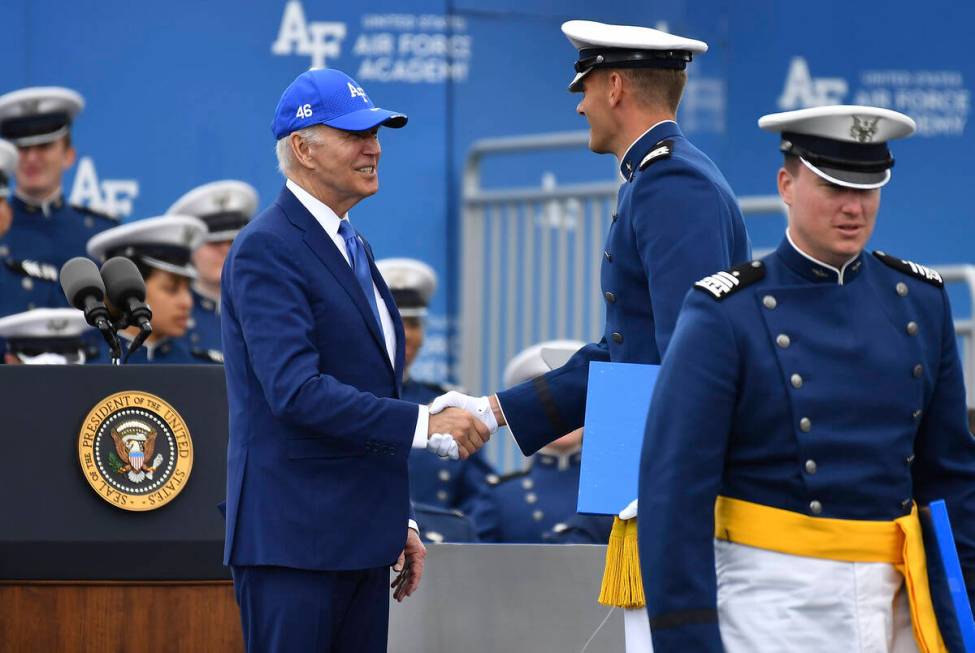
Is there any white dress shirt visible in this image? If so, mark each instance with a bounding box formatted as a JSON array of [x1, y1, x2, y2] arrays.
[[285, 179, 430, 450]]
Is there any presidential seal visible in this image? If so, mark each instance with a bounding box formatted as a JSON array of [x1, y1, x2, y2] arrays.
[[78, 391, 194, 511]]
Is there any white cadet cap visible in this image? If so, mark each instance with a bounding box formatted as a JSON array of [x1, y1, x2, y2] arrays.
[[503, 340, 586, 387], [0, 308, 92, 364], [759, 105, 916, 189], [562, 20, 708, 92], [87, 215, 208, 278], [0, 140, 17, 198], [166, 180, 259, 243], [0, 87, 85, 147], [376, 258, 437, 318]]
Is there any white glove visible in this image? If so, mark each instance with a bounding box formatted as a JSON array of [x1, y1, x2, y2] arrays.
[[429, 391, 499, 434], [618, 498, 638, 520], [426, 433, 459, 460]]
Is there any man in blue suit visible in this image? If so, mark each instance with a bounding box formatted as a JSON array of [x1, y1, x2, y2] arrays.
[[221, 68, 489, 653]]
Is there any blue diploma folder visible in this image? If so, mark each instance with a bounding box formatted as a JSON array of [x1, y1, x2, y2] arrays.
[[577, 361, 659, 515], [920, 500, 975, 652]]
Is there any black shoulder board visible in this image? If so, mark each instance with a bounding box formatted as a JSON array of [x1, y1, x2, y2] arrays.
[[694, 260, 765, 301], [192, 348, 224, 364], [5, 257, 59, 282], [72, 204, 119, 222], [638, 139, 673, 171], [493, 469, 529, 486], [873, 251, 943, 288]]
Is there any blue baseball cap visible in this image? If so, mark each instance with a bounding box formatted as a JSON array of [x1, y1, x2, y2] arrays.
[[271, 68, 407, 139]]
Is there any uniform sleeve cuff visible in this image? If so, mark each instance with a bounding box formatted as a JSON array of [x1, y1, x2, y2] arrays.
[[412, 405, 429, 449]]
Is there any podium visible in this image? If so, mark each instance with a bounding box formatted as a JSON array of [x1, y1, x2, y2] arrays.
[[0, 365, 243, 651]]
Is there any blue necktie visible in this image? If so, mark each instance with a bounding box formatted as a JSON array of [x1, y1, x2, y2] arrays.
[[337, 219, 383, 332]]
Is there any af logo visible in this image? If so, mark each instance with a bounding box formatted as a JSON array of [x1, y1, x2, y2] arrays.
[[850, 116, 880, 143], [78, 391, 194, 512], [272, 0, 347, 69], [777, 57, 848, 110], [69, 156, 139, 218], [347, 82, 368, 103]]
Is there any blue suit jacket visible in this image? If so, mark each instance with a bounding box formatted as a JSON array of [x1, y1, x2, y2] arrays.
[[638, 240, 975, 651], [221, 186, 419, 571], [497, 121, 751, 454]]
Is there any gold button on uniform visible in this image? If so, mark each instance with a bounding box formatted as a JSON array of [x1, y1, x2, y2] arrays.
[[913, 364, 923, 378], [612, 332, 623, 344], [604, 291, 616, 303], [906, 321, 918, 336], [809, 501, 823, 515], [790, 374, 803, 389], [800, 417, 812, 432], [896, 282, 908, 297], [776, 334, 791, 349], [804, 460, 817, 474], [763, 295, 777, 310]]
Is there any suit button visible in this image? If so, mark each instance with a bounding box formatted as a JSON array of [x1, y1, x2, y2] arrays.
[[790, 373, 803, 389], [896, 282, 909, 297], [776, 334, 791, 349], [612, 332, 623, 344], [604, 251, 613, 262], [906, 321, 919, 336], [604, 291, 616, 304], [799, 417, 812, 432], [804, 459, 817, 474], [809, 500, 823, 515], [763, 295, 777, 310], [912, 364, 923, 378]]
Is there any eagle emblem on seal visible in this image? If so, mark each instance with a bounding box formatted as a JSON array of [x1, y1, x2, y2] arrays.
[[109, 420, 165, 483]]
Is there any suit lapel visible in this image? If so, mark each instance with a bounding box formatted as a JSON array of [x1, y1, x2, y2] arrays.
[[276, 187, 392, 370]]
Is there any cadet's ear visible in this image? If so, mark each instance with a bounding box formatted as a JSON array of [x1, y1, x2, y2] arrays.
[[777, 167, 794, 207], [607, 71, 624, 108], [62, 141, 77, 170]]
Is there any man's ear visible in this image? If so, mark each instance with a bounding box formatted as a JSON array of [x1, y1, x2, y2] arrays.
[[62, 143, 77, 171], [607, 71, 624, 108], [290, 132, 315, 170], [777, 167, 794, 207]]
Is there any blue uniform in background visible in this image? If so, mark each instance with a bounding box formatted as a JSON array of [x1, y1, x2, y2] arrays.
[[638, 238, 975, 651], [0, 195, 114, 316], [470, 449, 583, 543], [88, 334, 201, 364], [497, 120, 751, 454], [402, 378, 496, 519], [413, 503, 478, 544], [184, 288, 222, 353]]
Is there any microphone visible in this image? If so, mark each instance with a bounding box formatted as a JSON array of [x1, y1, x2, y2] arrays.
[[60, 257, 121, 362], [100, 257, 153, 362]]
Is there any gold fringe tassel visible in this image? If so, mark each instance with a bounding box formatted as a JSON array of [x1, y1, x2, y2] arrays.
[[598, 516, 645, 608]]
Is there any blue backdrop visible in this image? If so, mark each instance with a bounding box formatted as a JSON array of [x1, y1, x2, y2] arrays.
[[5, 0, 972, 380]]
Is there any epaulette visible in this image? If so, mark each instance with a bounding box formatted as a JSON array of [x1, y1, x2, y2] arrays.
[[4, 257, 59, 282], [71, 204, 119, 222], [694, 260, 765, 301], [192, 348, 224, 364], [873, 251, 944, 288], [489, 469, 528, 487], [638, 139, 673, 171]]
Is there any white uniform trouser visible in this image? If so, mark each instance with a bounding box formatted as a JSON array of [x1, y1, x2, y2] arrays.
[[716, 539, 918, 652], [625, 540, 919, 653]]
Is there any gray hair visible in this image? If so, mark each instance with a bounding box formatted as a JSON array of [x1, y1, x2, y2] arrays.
[[275, 126, 326, 176]]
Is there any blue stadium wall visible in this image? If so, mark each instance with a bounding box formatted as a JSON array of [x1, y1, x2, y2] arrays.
[[5, 0, 972, 381]]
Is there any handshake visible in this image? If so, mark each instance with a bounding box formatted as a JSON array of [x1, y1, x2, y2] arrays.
[[425, 391, 505, 460]]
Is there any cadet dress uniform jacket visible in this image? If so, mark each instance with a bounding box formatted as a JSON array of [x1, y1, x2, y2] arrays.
[[184, 288, 222, 353], [222, 186, 419, 572], [496, 121, 750, 454], [1, 197, 114, 316], [638, 237, 975, 652]]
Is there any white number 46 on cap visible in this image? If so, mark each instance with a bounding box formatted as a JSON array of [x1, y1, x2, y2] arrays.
[[296, 104, 313, 119]]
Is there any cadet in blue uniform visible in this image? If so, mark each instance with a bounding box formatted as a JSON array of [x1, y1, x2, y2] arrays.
[[638, 105, 975, 653], [413, 503, 478, 544], [167, 180, 258, 359], [468, 341, 598, 543], [0, 307, 95, 365], [86, 215, 211, 364], [0, 87, 116, 316], [376, 257, 496, 521]]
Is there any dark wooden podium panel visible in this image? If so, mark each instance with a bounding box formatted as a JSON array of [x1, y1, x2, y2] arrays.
[[0, 581, 243, 652]]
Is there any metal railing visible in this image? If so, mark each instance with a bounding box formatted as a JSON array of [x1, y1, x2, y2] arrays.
[[935, 265, 975, 407], [459, 130, 973, 471]]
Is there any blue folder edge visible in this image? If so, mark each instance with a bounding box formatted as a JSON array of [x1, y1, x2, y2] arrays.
[[920, 500, 975, 652], [577, 361, 659, 515]]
